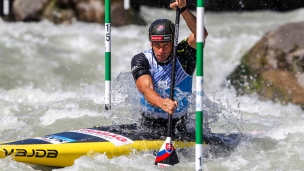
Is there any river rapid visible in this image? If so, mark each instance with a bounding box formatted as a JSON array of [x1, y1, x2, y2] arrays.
[[1, 6, 304, 171]]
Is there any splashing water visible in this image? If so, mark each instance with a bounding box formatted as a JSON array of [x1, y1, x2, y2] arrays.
[[1, 6, 304, 171]]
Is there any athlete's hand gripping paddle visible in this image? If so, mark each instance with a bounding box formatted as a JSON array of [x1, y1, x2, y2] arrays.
[[154, 6, 181, 168]]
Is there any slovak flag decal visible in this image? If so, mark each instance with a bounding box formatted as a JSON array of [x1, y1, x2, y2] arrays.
[[165, 142, 173, 154], [155, 137, 179, 166], [155, 137, 173, 162]]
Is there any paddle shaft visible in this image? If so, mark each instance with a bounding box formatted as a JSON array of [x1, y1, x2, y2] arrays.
[[154, 6, 181, 168], [167, 8, 181, 137]]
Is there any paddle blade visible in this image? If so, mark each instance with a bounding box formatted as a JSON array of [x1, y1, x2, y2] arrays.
[[155, 137, 179, 167]]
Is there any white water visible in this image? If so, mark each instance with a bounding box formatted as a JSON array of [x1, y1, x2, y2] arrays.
[[1, 6, 304, 171]]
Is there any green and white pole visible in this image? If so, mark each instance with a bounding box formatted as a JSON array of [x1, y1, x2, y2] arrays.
[[124, 0, 130, 10], [3, 0, 9, 15], [105, 0, 111, 110], [196, 0, 205, 170]]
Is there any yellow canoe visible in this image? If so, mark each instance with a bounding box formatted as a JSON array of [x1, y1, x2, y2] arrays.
[[0, 124, 240, 167]]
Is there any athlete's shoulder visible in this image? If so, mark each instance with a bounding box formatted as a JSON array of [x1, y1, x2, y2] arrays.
[[131, 52, 151, 81], [132, 52, 145, 60], [177, 38, 196, 57], [132, 52, 147, 67], [176, 38, 196, 75], [178, 38, 195, 51]]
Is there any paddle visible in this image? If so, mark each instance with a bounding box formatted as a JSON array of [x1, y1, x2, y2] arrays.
[[154, 7, 181, 168]]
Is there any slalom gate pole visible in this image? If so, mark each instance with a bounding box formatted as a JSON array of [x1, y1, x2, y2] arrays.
[[3, 0, 9, 15], [196, 0, 205, 170], [105, 0, 111, 110], [124, 0, 130, 10]]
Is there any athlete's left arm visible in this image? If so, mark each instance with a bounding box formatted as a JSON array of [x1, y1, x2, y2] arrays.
[[181, 9, 208, 49], [170, 0, 208, 49]]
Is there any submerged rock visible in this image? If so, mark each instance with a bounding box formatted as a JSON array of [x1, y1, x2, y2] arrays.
[[227, 22, 304, 108], [2, 0, 304, 26], [1, 0, 146, 26]]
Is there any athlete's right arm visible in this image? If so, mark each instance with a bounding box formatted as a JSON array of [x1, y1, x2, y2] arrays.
[[136, 75, 177, 115], [131, 53, 177, 114]]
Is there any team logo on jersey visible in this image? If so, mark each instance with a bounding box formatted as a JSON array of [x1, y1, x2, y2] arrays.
[[158, 80, 167, 88]]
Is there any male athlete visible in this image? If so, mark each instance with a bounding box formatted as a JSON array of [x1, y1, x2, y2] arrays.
[[131, 0, 208, 134]]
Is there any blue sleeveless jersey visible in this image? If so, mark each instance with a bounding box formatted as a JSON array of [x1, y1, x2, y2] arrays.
[[140, 49, 192, 119]]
